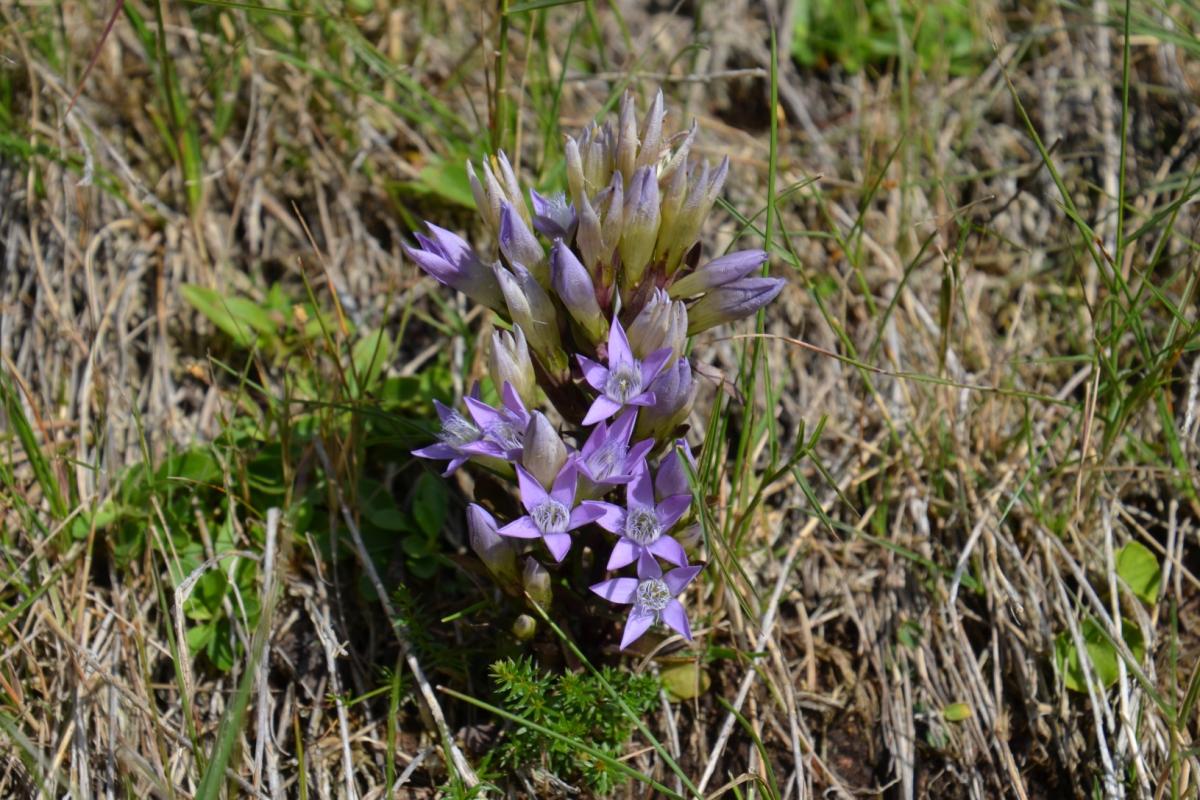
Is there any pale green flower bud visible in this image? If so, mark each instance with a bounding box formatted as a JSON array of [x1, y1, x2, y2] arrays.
[[565, 137, 585, 210], [619, 166, 660, 287], [636, 89, 666, 171], [495, 151, 531, 228], [655, 151, 689, 266], [523, 558, 552, 608], [494, 263, 568, 380], [512, 614, 537, 641], [468, 504, 519, 592], [521, 412, 569, 490], [489, 326, 537, 408], [467, 158, 504, 234], [626, 289, 687, 362], [576, 191, 605, 274], [598, 173, 624, 257], [583, 136, 609, 194], [616, 91, 638, 183]]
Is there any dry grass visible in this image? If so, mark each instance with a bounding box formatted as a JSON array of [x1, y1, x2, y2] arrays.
[[3, 0, 1200, 797]]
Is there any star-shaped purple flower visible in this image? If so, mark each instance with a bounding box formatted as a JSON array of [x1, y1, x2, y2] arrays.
[[464, 382, 530, 460], [584, 463, 691, 570], [590, 552, 703, 650], [578, 408, 655, 488], [498, 460, 603, 562], [412, 385, 508, 475], [577, 318, 672, 426]]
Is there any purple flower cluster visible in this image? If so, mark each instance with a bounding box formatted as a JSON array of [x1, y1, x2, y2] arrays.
[[407, 91, 785, 651]]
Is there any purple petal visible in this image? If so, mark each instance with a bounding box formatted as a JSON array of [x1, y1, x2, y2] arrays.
[[579, 418, 609, 460], [458, 439, 507, 459], [655, 440, 695, 499], [577, 355, 610, 392], [412, 443, 457, 461], [542, 532, 573, 562], [568, 502, 605, 530], [515, 464, 550, 511], [500, 381, 529, 420], [648, 536, 688, 567], [636, 550, 662, 580], [627, 465, 655, 511], [626, 439, 655, 469], [590, 577, 639, 604], [661, 599, 692, 640], [655, 494, 692, 531], [620, 610, 655, 650], [581, 501, 625, 533], [664, 564, 703, 596], [607, 317, 633, 367], [549, 460, 577, 506], [464, 396, 504, 429], [402, 242, 454, 285], [424, 222, 473, 265], [497, 516, 542, 539], [606, 538, 640, 570], [442, 456, 468, 476], [639, 347, 673, 386], [608, 407, 638, 444], [432, 399, 457, 424], [582, 395, 624, 426], [627, 392, 656, 408]]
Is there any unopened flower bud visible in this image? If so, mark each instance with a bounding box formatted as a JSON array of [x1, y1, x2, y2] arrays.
[[489, 326, 537, 408], [670, 249, 768, 299], [655, 152, 689, 265], [616, 91, 639, 182], [636, 89, 666, 171], [530, 189, 576, 241], [467, 159, 504, 234], [655, 439, 696, 500], [500, 203, 547, 286], [468, 504, 519, 590], [565, 137, 586, 210], [403, 224, 505, 312], [583, 135, 609, 193], [494, 263, 568, 379], [634, 358, 696, 441], [619, 166, 661, 288], [686, 277, 785, 335], [511, 613, 537, 641], [576, 192, 605, 274], [599, 173, 624, 254], [626, 289, 687, 363], [495, 151, 530, 228], [521, 412, 569, 490], [550, 240, 607, 343], [523, 558, 552, 608], [675, 523, 703, 552]]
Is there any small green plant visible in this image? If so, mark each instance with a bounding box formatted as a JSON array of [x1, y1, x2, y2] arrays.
[[485, 656, 660, 795], [1054, 616, 1146, 693], [791, 0, 984, 76]]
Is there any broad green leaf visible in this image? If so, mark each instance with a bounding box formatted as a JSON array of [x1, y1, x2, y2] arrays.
[[1116, 541, 1160, 604], [409, 158, 475, 208], [1055, 617, 1146, 692], [181, 284, 276, 347], [411, 471, 448, 538]]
